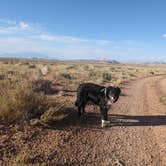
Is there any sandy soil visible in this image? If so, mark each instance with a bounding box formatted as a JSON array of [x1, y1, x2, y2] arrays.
[[0, 75, 166, 166]]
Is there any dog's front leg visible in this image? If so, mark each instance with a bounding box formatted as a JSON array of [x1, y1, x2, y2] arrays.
[[100, 107, 110, 127], [99, 99, 110, 127], [78, 106, 82, 116]]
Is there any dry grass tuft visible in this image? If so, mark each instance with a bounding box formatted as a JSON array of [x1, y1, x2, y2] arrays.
[[40, 103, 68, 125], [0, 81, 48, 123]]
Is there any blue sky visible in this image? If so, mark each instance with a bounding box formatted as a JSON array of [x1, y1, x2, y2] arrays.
[[0, 0, 166, 62]]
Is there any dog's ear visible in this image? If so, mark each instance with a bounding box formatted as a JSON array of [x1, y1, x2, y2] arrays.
[[116, 87, 121, 93], [107, 86, 114, 93]]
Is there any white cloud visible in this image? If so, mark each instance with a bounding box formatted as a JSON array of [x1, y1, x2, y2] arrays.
[[162, 34, 166, 37], [0, 20, 37, 34], [38, 34, 91, 43], [39, 34, 56, 41], [0, 19, 113, 46], [19, 22, 31, 30], [0, 29, 11, 34], [0, 18, 16, 25], [37, 34, 113, 46]]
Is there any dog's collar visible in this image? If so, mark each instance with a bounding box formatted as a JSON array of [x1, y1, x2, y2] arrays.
[[101, 87, 107, 96]]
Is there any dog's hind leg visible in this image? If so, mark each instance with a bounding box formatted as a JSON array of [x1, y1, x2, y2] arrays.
[[81, 99, 88, 113], [78, 106, 82, 116], [77, 99, 85, 117], [78, 104, 86, 117]]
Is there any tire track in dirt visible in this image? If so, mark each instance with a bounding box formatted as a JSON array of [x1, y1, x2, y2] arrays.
[[145, 76, 166, 165], [109, 75, 166, 166]]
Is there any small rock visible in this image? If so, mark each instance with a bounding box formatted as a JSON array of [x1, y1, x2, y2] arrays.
[[58, 90, 65, 96], [40, 65, 49, 76]]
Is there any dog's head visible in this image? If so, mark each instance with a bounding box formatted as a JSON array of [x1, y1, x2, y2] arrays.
[[102, 86, 121, 105]]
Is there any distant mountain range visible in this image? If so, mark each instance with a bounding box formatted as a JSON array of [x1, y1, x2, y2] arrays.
[[1, 52, 165, 64], [0, 52, 121, 64], [69, 59, 121, 64], [0, 52, 53, 60]]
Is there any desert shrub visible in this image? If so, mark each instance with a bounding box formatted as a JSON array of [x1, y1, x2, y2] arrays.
[[128, 73, 136, 77], [102, 72, 112, 81], [31, 79, 54, 94], [19, 62, 29, 65], [0, 74, 6, 80], [89, 71, 100, 78], [60, 73, 72, 79], [28, 63, 36, 68], [160, 96, 166, 105], [83, 65, 90, 71], [127, 67, 135, 70], [66, 65, 78, 70], [83, 64, 95, 71], [0, 81, 48, 123], [122, 76, 128, 79], [150, 71, 155, 75], [110, 67, 116, 71]]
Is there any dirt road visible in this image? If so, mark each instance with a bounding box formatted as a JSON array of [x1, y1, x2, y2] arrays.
[[1, 75, 166, 165]]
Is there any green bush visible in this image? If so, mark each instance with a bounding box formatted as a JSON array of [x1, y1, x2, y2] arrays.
[[89, 71, 100, 78], [60, 73, 72, 79]]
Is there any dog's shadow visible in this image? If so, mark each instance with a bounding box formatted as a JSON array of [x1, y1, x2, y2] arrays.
[[46, 108, 166, 130], [49, 107, 102, 130], [111, 114, 166, 127]]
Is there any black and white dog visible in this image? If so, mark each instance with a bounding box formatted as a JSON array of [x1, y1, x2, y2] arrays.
[[75, 83, 121, 127]]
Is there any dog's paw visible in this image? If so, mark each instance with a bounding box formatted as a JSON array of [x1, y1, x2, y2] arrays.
[[82, 112, 88, 116], [101, 120, 111, 127]]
